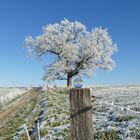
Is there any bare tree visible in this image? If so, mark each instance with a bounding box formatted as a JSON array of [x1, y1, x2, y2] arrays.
[[25, 19, 117, 87]]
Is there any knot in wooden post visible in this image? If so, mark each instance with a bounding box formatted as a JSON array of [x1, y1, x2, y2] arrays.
[[70, 88, 93, 140]]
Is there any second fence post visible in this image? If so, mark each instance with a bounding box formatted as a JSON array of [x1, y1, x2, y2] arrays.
[[70, 88, 93, 140]]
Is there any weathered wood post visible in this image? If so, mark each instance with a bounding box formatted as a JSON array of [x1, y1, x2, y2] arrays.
[[70, 88, 93, 140]]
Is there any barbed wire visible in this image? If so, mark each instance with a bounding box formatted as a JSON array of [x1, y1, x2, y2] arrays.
[[95, 100, 140, 115], [94, 100, 140, 139]]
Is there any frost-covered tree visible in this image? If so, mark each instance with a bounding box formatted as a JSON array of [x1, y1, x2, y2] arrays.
[[25, 19, 117, 87]]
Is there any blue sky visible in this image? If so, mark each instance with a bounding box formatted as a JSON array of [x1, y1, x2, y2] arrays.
[[0, 0, 140, 87]]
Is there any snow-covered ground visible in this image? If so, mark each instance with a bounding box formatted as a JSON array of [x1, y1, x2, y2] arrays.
[[0, 88, 27, 109], [91, 85, 140, 140], [40, 85, 140, 140], [0, 85, 140, 140]]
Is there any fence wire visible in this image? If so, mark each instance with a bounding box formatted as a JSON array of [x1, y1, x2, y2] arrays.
[[93, 96, 140, 140]]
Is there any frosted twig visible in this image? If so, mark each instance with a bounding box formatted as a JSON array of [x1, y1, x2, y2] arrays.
[[24, 124, 31, 140]]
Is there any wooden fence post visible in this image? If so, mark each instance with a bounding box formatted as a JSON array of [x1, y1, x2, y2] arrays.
[[70, 88, 93, 140]]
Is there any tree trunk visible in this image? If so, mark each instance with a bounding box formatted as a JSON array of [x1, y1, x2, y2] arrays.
[[67, 73, 72, 88], [70, 88, 93, 140]]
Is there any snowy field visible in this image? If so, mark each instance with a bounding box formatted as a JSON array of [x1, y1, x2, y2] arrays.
[[40, 85, 140, 140], [0, 88, 27, 110], [92, 85, 140, 140], [35, 85, 140, 140], [0, 85, 140, 140]]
